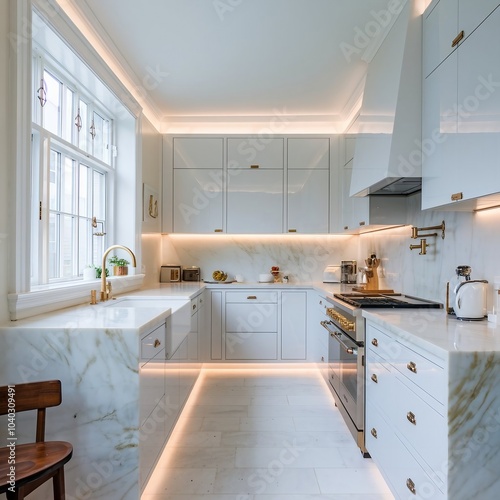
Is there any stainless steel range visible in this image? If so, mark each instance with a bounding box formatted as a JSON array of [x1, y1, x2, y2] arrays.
[[320, 292, 442, 456]]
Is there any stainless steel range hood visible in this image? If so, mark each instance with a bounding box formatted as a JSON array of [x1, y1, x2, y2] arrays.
[[350, 0, 423, 197]]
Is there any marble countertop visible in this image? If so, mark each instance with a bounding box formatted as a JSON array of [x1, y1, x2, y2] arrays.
[[363, 308, 500, 356]]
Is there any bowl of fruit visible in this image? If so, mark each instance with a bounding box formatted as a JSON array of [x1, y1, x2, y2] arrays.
[[212, 270, 228, 282]]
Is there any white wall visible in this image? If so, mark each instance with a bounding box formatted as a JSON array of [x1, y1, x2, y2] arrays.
[[162, 234, 358, 283], [141, 116, 163, 287], [359, 193, 500, 307], [0, 1, 10, 324]]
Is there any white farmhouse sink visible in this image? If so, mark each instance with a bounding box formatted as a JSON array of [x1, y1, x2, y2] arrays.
[[105, 297, 171, 308]]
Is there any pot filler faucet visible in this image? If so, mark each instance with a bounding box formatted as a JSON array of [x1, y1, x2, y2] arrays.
[[100, 245, 137, 301]]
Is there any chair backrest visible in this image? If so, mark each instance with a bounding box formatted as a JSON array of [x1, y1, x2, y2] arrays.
[[0, 380, 62, 442]]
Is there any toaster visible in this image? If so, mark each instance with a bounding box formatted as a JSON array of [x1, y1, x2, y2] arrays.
[[323, 265, 341, 283], [160, 265, 181, 283], [182, 266, 200, 282]]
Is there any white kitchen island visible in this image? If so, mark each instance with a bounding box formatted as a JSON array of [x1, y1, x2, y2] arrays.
[[363, 308, 500, 500], [0, 289, 202, 500]]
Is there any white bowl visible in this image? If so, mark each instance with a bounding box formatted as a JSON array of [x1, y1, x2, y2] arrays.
[[258, 273, 274, 283]]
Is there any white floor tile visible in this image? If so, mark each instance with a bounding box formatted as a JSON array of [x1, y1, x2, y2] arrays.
[[213, 467, 320, 495], [142, 368, 393, 500], [314, 467, 394, 496], [235, 446, 345, 468]]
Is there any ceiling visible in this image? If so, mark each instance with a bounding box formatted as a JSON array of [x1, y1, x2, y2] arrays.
[[66, 0, 401, 132]]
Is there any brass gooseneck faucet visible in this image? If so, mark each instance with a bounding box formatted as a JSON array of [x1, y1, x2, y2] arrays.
[[100, 245, 137, 301]]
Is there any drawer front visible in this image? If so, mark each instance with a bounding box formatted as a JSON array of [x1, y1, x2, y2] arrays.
[[190, 297, 198, 315], [141, 323, 166, 361], [366, 323, 397, 361], [366, 349, 394, 413], [225, 332, 278, 360], [226, 303, 278, 333], [392, 375, 447, 483], [225, 291, 278, 303], [393, 340, 445, 404], [366, 401, 445, 500]]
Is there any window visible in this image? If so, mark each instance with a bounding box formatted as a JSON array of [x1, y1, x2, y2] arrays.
[[31, 53, 114, 286]]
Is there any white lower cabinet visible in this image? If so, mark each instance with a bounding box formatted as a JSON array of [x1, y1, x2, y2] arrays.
[[208, 288, 307, 361], [139, 321, 167, 490], [365, 321, 446, 499], [281, 291, 307, 359]]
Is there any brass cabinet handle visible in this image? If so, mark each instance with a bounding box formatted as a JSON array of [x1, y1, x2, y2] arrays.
[[154, 338, 161, 348], [192, 303, 197, 310], [371, 338, 379, 347], [406, 478, 416, 495], [371, 373, 378, 383], [288, 229, 297, 233], [250, 164, 259, 169], [247, 295, 257, 300], [359, 221, 366, 226], [321, 356, 325, 362], [371, 428, 378, 439], [451, 30, 464, 47], [407, 361, 417, 373], [344, 226, 349, 230], [407, 411, 417, 425], [214, 229, 223, 232], [451, 192, 463, 201]]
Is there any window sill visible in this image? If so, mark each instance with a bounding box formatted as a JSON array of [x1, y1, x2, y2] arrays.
[[7, 274, 145, 321]]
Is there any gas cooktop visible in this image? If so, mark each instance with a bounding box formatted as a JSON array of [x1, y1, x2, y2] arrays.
[[333, 293, 442, 309]]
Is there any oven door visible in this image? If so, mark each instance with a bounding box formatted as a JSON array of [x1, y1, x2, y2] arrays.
[[323, 320, 364, 430]]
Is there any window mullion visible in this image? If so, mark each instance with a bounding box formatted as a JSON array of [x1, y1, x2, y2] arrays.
[[40, 135, 51, 284]]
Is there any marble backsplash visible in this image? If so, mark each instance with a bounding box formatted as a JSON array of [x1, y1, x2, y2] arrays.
[[160, 193, 500, 309]]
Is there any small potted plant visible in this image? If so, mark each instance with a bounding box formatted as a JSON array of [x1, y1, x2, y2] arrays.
[[108, 255, 130, 276], [95, 266, 109, 279]]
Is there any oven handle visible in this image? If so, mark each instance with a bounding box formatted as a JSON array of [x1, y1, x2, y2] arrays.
[[321, 321, 358, 356]]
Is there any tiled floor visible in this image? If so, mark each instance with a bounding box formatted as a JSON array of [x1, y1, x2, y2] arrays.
[[142, 367, 394, 500]]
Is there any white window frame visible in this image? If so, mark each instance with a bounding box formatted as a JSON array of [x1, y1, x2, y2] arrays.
[[31, 51, 116, 287], [8, 1, 143, 321]]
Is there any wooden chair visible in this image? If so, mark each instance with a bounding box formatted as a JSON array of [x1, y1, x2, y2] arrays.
[[0, 380, 73, 500]]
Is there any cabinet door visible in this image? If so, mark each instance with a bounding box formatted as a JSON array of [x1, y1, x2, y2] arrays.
[[226, 303, 278, 333], [188, 305, 198, 360], [210, 291, 223, 360], [421, 51, 460, 210], [227, 170, 283, 233], [287, 138, 329, 169], [173, 169, 223, 233], [173, 137, 223, 169], [227, 137, 283, 169], [423, 0, 458, 78], [287, 170, 329, 234], [456, 6, 500, 201], [281, 291, 306, 360], [459, 1, 500, 45]]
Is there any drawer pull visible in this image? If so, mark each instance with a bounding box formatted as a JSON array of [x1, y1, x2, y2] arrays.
[[407, 361, 417, 373], [344, 226, 349, 230], [321, 356, 325, 362], [371, 373, 378, 383], [247, 295, 257, 300], [359, 221, 366, 226], [406, 478, 416, 495], [370, 428, 378, 439], [192, 304, 197, 310], [407, 411, 417, 425], [371, 338, 379, 347], [288, 229, 297, 233], [153, 338, 161, 348], [451, 192, 463, 202], [250, 164, 260, 169], [451, 30, 464, 48], [214, 229, 223, 232]]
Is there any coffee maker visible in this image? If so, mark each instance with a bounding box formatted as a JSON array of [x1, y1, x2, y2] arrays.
[[341, 260, 357, 284]]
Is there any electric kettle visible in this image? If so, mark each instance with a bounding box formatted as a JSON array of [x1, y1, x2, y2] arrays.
[[454, 280, 488, 320]]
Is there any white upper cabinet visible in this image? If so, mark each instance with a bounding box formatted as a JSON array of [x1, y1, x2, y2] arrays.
[[422, 1, 500, 210], [227, 170, 283, 234], [165, 135, 342, 234], [173, 169, 224, 233], [287, 170, 329, 234], [173, 137, 223, 169], [227, 138, 283, 169], [287, 138, 329, 170], [286, 138, 330, 234]]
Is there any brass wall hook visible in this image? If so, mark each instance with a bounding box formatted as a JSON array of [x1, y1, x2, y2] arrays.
[[409, 238, 428, 255], [411, 220, 445, 240], [92, 217, 106, 236]]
